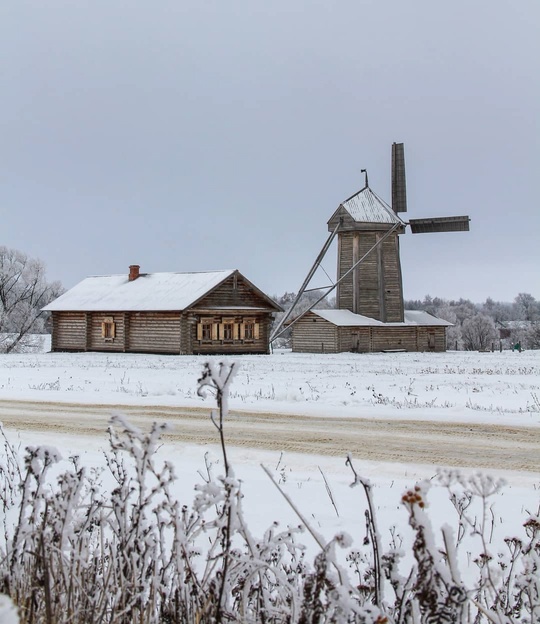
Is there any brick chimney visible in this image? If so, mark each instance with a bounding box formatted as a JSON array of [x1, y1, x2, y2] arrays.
[[129, 265, 140, 281]]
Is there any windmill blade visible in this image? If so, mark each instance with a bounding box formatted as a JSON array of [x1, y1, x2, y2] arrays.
[[391, 142, 407, 213], [409, 215, 470, 234]]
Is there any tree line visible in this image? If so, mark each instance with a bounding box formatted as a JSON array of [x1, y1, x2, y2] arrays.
[[404, 293, 540, 350]]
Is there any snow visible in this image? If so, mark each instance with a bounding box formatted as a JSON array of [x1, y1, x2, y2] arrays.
[[1, 347, 539, 427], [312, 310, 385, 326], [312, 309, 452, 327], [400, 310, 453, 326], [42, 269, 236, 311], [0, 594, 19, 624], [340, 187, 404, 225], [0, 346, 539, 589]]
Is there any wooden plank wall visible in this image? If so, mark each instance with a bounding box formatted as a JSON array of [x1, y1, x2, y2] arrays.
[[381, 235, 404, 322], [416, 327, 446, 352], [371, 327, 418, 352], [51, 312, 87, 351], [128, 312, 182, 354], [292, 316, 338, 353], [338, 327, 371, 352], [336, 231, 404, 323], [336, 233, 354, 312], [357, 232, 381, 320]]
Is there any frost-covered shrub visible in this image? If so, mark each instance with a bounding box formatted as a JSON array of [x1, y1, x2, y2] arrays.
[[0, 363, 538, 623]]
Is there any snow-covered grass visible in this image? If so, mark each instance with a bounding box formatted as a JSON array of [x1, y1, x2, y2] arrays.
[[1, 348, 539, 622], [1, 347, 539, 426]]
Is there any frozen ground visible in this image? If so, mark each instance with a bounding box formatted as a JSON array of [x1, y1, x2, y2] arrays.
[[1, 345, 539, 583]]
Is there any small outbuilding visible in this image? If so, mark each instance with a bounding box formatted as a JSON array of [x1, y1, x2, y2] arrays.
[[43, 265, 282, 355], [291, 309, 452, 354]]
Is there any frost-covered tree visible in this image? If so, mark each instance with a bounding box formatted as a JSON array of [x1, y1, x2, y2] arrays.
[[0, 246, 63, 353], [434, 303, 462, 350], [514, 292, 539, 322], [523, 322, 540, 350], [461, 314, 497, 351]]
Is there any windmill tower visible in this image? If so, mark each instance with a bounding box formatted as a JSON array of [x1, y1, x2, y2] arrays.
[[327, 143, 470, 322]]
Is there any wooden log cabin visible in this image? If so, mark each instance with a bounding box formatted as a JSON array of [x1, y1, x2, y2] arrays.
[[43, 265, 282, 355], [291, 309, 451, 354]]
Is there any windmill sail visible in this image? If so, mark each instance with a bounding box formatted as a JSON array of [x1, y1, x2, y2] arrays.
[[409, 216, 470, 234], [391, 142, 407, 213]]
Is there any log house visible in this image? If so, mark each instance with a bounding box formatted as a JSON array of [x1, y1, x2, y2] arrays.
[[44, 266, 282, 355]]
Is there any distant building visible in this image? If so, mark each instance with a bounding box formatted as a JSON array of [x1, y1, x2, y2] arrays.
[[43, 265, 282, 355]]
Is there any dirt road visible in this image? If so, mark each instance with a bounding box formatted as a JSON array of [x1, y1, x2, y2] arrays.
[[1, 399, 538, 472]]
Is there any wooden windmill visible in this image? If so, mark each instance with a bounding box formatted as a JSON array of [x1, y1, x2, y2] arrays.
[[327, 143, 470, 322], [271, 143, 470, 341]]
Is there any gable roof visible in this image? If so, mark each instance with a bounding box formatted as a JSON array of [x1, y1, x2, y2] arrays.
[[43, 269, 280, 312], [328, 186, 405, 226], [309, 309, 452, 327]]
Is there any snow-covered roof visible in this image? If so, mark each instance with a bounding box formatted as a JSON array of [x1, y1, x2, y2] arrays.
[[43, 270, 238, 312], [341, 187, 404, 225], [311, 309, 385, 327], [399, 311, 453, 327], [310, 309, 452, 327]]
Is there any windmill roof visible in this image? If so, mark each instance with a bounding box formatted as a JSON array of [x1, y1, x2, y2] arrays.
[[340, 186, 404, 225], [310, 309, 452, 327], [43, 270, 241, 312]]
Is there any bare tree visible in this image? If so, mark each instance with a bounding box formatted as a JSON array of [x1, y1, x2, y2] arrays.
[[461, 314, 497, 351], [0, 246, 63, 353]]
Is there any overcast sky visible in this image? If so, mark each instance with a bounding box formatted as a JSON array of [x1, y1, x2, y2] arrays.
[[2, 0, 539, 303]]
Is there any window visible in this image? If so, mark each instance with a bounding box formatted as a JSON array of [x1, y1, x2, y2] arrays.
[[201, 323, 212, 340], [223, 322, 234, 341], [101, 317, 116, 340], [244, 321, 254, 340]]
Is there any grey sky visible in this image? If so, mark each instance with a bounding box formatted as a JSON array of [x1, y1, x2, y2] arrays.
[[2, 0, 539, 303]]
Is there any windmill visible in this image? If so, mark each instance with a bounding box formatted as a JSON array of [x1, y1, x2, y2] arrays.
[[271, 143, 470, 342]]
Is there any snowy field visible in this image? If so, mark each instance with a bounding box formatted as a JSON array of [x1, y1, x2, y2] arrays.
[[1, 341, 540, 426], [1, 344, 539, 588]]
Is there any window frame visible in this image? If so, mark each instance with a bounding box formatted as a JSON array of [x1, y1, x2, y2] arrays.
[[101, 316, 116, 341]]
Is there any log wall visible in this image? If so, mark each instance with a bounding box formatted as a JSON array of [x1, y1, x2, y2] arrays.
[[291, 316, 338, 353], [380, 235, 404, 322], [127, 312, 182, 354], [51, 312, 87, 351], [338, 327, 371, 353], [89, 313, 127, 352], [293, 319, 448, 353], [416, 327, 447, 352], [370, 327, 418, 352], [193, 274, 272, 309], [336, 233, 355, 312]]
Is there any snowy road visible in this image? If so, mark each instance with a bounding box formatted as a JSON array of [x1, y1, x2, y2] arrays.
[[1, 399, 538, 472]]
